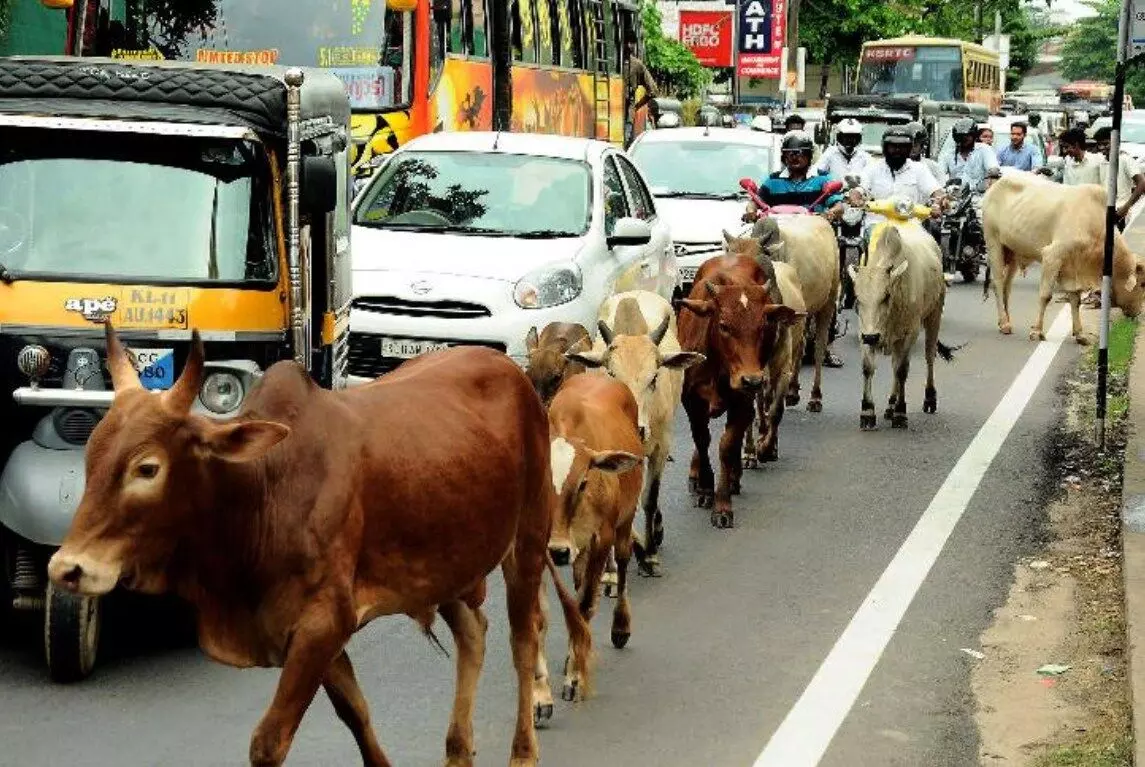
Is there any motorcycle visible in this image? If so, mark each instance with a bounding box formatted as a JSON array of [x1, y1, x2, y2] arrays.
[[937, 178, 987, 283], [834, 174, 867, 311]]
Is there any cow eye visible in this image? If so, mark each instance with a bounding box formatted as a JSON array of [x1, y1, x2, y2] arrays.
[[136, 462, 160, 479], [718, 322, 732, 334]]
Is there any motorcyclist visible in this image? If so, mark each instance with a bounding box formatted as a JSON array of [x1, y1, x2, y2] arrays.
[[841, 126, 942, 241], [942, 118, 999, 194], [817, 118, 871, 180], [905, 121, 945, 183]]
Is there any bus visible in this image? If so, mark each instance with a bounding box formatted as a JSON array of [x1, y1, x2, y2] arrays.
[[855, 35, 1002, 114], [65, 0, 648, 175]]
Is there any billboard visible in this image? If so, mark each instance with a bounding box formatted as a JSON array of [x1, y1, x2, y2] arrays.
[[736, 0, 785, 79], [679, 10, 734, 68]]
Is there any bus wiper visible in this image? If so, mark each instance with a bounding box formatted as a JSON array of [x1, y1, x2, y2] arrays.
[[511, 229, 579, 239]]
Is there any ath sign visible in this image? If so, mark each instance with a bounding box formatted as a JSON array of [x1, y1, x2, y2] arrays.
[[679, 10, 734, 67], [737, 0, 785, 79]]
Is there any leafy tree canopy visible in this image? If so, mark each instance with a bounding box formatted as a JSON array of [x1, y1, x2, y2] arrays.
[[1060, 0, 1145, 102], [640, 0, 711, 100]]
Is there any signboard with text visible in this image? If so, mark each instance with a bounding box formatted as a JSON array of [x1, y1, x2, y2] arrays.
[[679, 10, 734, 67], [736, 0, 786, 79], [1133, 0, 1145, 59]]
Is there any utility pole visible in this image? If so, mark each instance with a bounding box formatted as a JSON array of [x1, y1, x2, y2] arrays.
[[490, 0, 512, 131], [995, 9, 1005, 93]]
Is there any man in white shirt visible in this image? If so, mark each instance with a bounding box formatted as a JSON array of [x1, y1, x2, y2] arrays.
[[856, 126, 942, 216], [1094, 126, 1145, 230], [817, 118, 870, 181], [1059, 127, 1103, 186]]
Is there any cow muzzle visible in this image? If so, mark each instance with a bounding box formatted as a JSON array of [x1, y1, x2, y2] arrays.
[[737, 373, 765, 392], [47, 551, 121, 597], [861, 333, 882, 347], [548, 543, 573, 566]]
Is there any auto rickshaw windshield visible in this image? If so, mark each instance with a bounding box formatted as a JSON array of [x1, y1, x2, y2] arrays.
[[0, 128, 277, 284]]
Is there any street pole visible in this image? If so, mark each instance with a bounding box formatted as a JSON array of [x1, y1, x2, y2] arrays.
[[1097, 0, 1132, 449], [995, 10, 1006, 94]]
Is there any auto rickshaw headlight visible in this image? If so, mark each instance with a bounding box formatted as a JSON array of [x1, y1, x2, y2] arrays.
[[199, 371, 244, 414]]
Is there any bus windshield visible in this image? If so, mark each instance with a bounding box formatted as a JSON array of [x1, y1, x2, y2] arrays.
[[122, 0, 413, 109], [857, 45, 964, 102]]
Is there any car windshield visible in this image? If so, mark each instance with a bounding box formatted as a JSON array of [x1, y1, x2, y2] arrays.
[[0, 128, 274, 284], [628, 140, 771, 197], [354, 151, 591, 236], [1123, 122, 1145, 143]]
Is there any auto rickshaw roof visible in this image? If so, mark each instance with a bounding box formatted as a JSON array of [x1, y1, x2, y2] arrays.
[[0, 56, 350, 138]]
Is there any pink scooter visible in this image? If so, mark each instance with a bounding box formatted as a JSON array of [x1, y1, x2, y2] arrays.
[[738, 177, 844, 220]]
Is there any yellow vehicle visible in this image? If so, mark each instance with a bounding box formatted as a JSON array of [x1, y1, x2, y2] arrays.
[[0, 55, 352, 682], [857, 36, 1003, 115], [863, 196, 934, 262]]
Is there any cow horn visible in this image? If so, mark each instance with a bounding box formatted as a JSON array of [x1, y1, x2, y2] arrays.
[[704, 280, 719, 297], [649, 314, 671, 346], [161, 330, 205, 414], [104, 321, 142, 392], [597, 320, 615, 346]]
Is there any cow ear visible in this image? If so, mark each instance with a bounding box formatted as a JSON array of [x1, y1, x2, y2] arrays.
[[764, 305, 803, 326], [704, 280, 720, 297], [525, 326, 539, 353], [679, 299, 714, 316], [659, 351, 705, 370], [722, 229, 734, 245], [565, 350, 605, 369], [589, 450, 642, 474], [889, 260, 909, 280], [200, 420, 291, 463]]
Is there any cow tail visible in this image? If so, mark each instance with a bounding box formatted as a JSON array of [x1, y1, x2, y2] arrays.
[[936, 340, 964, 362], [413, 611, 452, 658], [544, 552, 596, 697], [982, 263, 992, 301]]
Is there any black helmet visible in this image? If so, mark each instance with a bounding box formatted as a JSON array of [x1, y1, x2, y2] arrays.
[[881, 125, 914, 146], [951, 118, 976, 138], [781, 130, 814, 155]]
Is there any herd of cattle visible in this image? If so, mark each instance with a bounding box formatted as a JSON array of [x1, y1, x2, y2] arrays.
[[38, 173, 1145, 766]]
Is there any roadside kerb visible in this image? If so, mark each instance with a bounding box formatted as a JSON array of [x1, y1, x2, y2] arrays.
[[1122, 317, 1145, 765]]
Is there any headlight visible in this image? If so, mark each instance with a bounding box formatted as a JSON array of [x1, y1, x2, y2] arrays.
[[513, 262, 582, 309], [893, 197, 914, 218], [842, 207, 864, 225], [199, 371, 245, 414]]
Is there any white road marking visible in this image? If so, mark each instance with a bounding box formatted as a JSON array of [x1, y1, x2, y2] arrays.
[[753, 305, 1073, 767], [550, 437, 576, 494]]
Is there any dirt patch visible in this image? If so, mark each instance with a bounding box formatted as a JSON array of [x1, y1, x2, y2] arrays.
[[973, 323, 1133, 766]]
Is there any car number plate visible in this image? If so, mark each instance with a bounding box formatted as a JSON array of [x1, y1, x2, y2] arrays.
[[128, 347, 175, 391], [380, 337, 452, 359], [678, 266, 698, 282]]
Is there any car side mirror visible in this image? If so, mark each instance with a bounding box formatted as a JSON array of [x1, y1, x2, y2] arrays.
[[302, 155, 338, 214], [607, 217, 652, 248]]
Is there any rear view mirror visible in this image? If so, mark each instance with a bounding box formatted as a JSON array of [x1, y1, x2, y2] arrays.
[[823, 180, 844, 195], [739, 177, 760, 195], [607, 217, 652, 248], [302, 155, 337, 214]]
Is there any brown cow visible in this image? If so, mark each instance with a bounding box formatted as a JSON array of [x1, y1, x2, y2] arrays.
[[537, 372, 643, 705], [524, 322, 591, 405], [46, 324, 592, 767], [677, 255, 800, 528]]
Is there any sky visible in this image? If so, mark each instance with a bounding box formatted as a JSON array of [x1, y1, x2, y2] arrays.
[[1042, 0, 1099, 21]]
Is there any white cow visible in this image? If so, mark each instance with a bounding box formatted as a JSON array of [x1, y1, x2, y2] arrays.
[[982, 173, 1145, 343], [849, 225, 957, 431], [567, 291, 703, 578]]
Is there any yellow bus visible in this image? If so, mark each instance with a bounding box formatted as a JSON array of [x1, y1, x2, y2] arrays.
[[856, 36, 1002, 114], [76, 0, 649, 175]]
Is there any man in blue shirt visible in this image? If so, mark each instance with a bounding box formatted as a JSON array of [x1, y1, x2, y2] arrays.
[[996, 122, 1039, 171], [756, 131, 844, 211]]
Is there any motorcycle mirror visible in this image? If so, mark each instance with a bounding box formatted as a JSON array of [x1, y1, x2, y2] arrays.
[[739, 178, 760, 194], [823, 180, 844, 195], [844, 174, 861, 189]]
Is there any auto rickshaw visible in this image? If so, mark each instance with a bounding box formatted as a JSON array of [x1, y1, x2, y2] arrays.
[[0, 56, 353, 681]]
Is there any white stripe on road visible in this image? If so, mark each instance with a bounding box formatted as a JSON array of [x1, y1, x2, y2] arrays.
[[753, 305, 1073, 767]]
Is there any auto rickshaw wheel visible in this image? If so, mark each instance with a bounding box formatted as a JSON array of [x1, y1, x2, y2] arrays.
[[44, 581, 100, 683]]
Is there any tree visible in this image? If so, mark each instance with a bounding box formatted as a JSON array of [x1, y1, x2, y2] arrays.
[[639, 0, 710, 100], [1060, 0, 1145, 102], [140, 0, 217, 59]]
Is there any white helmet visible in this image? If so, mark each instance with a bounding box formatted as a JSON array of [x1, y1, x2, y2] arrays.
[[837, 118, 862, 136]]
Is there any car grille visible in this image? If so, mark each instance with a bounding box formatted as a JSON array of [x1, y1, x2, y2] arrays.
[[352, 296, 491, 319], [347, 333, 507, 379]]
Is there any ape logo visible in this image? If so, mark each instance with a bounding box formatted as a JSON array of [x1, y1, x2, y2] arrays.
[[64, 297, 118, 323]]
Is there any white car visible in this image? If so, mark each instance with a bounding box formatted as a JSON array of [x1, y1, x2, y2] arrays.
[[627, 126, 781, 297], [348, 131, 675, 381], [1091, 113, 1145, 163]]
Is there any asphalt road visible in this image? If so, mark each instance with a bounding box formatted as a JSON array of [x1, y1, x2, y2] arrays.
[[0, 271, 1084, 767]]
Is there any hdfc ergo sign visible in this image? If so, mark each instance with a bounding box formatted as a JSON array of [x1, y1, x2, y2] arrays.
[[679, 10, 733, 68]]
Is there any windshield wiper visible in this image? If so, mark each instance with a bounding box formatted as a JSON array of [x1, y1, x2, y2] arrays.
[[510, 229, 580, 239], [364, 222, 514, 236], [656, 191, 741, 200]]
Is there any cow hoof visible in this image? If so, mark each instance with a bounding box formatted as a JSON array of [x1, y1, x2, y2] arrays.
[[860, 413, 877, 430], [533, 703, 553, 727], [923, 399, 937, 414], [743, 454, 760, 469], [1000, 323, 1013, 335], [785, 393, 801, 407], [807, 399, 822, 413], [638, 557, 663, 578], [1075, 334, 1091, 346], [710, 510, 733, 529], [561, 681, 580, 702], [760, 444, 778, 463], [892, 413, 908, 429], [695, 491, 715, 509], [884, 407, 895, 421], [611, 629, 631, 649], [1029, 329, 1046, 342]]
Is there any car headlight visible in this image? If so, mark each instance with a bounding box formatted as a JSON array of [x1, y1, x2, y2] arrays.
[[199, 371, 245, 414], [513, 262, 582, 309]]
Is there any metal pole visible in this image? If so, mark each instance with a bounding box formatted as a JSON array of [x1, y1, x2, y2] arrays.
[[284, 68, 309, 369], [1097, 0, 1132, 449], [995, 10, 1006, 95]]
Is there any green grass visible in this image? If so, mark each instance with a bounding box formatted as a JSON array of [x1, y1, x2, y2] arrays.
[[1036, 736, 1133, 767], [1086, 317, 1139, 376]]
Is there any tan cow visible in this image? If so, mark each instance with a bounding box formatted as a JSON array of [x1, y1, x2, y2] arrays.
[[566, 291, 703, 577], [750, 214, 841, 409], [524, 323, 591, 405], [720, 233, 807, 464], [539, 372, 643, 702], [982, 173, 1145, 343], [849, 225, 957, 430]]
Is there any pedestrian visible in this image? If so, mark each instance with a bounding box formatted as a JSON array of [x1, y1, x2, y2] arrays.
[[623, 35, 658, 148], [1060, 127, 1103, 186], [997, 123, 1039, 171], [978, 126, 995, 146], [1093, 126, 1145, 232]]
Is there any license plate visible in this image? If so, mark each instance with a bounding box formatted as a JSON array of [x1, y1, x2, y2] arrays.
[[679, 266, 698, 282], [380, 337, 452, 359], [128, 347, 174, 391]]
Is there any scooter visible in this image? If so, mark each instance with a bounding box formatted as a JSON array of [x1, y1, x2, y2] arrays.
[[856, 192, 935, 264]]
